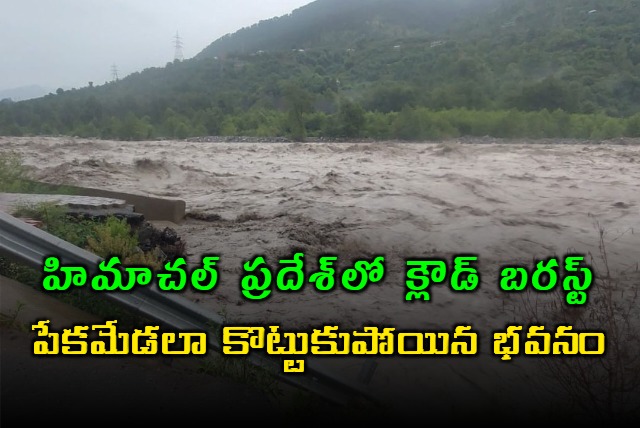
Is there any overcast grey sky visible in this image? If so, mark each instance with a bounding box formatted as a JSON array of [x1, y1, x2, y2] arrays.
[[0, 0, 314, 92]]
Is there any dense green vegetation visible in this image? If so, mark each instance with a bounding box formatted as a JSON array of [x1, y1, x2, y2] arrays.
[[2, 0, 640, 141], [0, 151, 169, 325]]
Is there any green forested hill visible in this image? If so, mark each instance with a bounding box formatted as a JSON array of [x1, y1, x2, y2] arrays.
[[2, 0, 640, 141], [196, 0, 497, 58], [457, 0, 640, 116]]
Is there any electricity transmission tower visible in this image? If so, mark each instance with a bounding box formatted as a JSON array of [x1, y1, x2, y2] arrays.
[[111, 64, 119, 82], [173, 31, 184, 61]]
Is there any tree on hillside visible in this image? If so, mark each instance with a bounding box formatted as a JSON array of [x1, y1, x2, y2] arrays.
[[337, 98, 365, 138], [363, 82, 417, 113], [283, 83, 314, 141], [509, 77, 581, 113]]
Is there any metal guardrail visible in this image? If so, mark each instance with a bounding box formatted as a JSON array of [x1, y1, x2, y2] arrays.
[[0, 210, 379, 406]]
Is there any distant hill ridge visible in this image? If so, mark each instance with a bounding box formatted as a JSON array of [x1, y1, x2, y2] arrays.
[[0, 85, 51, 102], [196, 0, 498, 58]]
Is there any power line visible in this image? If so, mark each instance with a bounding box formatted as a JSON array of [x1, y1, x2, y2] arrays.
[[111, 64, 119, 82], [174, 31, 184, 61]]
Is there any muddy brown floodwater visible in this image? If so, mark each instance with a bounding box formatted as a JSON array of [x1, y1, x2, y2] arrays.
[[2, 136, 639, 423]]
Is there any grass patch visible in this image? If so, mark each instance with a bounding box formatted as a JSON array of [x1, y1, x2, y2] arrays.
[[86, 216, 164, 269], [514, 223, 640, 423], [0, 301, 28, 331], [12, 202, 97, 247], [0, 151, 77, 195]]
